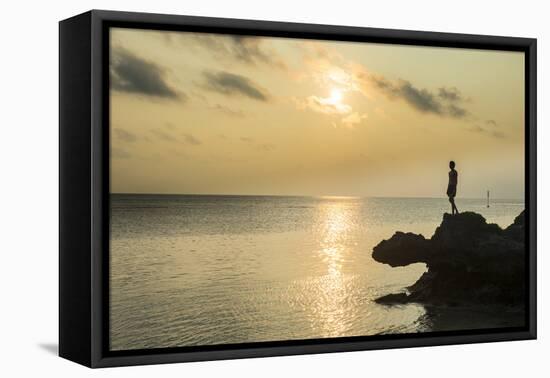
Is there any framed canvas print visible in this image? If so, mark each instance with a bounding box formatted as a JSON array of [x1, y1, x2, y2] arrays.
[[59, 10, 537, 368]]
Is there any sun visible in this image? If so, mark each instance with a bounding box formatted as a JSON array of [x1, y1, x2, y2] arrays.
[[328, 89, 343, 105]]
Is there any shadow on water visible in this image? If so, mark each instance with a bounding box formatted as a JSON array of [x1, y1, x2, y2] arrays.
[[38, 343, 58, 355], [416, 305, 526, 332]]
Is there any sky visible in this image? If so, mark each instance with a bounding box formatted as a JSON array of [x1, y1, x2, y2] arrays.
[[110, 27, 525, 199]]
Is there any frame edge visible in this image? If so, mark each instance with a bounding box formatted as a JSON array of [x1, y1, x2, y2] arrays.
[[59, 11, 94, 368]]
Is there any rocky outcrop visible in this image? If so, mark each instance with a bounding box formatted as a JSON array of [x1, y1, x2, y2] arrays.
[[373, 211, 526, 307]]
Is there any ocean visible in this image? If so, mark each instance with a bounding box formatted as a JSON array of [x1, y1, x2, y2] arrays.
[[109, 194, 524, 350]]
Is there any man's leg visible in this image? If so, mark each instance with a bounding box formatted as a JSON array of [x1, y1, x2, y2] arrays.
[[450, 197, 458, 214]]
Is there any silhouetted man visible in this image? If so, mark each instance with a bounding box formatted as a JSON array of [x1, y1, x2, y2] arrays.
[[447, 161, 459, 215]]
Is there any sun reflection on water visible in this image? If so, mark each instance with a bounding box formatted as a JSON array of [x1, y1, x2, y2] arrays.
[[312, 198, 359, 337]]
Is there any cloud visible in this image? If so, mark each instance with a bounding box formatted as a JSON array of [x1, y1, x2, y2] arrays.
[[341, 112, 368, 128], [398, 81, 443, 114], [258, 143, 275, 151], [371, 77, 439, 113], [447, 104, 468, 119], [294, 95, 352, 115], [110, 47, 180, 99], [469, 124, 506, 139], [190, 34, 286, 69], [203, 71, 269, 101], [150, 126, 202, 146], [150, 128, 176, 142], [183, 133, 202, 146], [294, 93, 367, 129], [469, 119, 504, 138], [111, 147, 131, 159], [237, 136, 275, 151], [113, 128, 138, 142], [370, 76, 468, 119], [229, 36, 272, 64], [438, 87, 463, 102], [211, 104, 245, 118]]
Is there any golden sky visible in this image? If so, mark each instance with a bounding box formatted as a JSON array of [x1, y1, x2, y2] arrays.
[[110, 27, 525, 199]]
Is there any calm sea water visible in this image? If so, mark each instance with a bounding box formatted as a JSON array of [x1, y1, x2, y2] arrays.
[[110, 195, 524, 350]]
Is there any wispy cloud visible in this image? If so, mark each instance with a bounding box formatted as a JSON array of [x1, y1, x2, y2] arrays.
[[438, 87, 463, 102], [293, 93, 368, 129], [150, 126, 203, 146], [294, 95, 352, 115], [150, 128, 176, 142], [183, 133, 202, 145], [341, 112, 368, 128], [110, 47, 181, 99], [113, 128, 138, 142], [258, 143, 275, 151], [189, 34, 287, 69], [150, 123, 178, 143], [229, 36, 279, 66], [111, 147, 131, 159], [447, 104, 468, 119], [369, 76, 469, 119], [469, 121, 506, 139], [211, 104, 245, 118], [238, 136, 275, 152], [202, 71, 269, 101]]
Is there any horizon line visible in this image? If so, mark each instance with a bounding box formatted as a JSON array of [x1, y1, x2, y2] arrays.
[[110, 192, 525, 201]]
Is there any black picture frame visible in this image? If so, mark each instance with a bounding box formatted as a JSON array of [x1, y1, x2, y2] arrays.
[[59, 9, 537, 368]]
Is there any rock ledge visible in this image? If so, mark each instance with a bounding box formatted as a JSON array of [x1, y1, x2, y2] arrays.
[[372, 211, 525, 306]]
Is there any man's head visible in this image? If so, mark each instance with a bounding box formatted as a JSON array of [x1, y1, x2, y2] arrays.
[[449, 161, 456, 169]]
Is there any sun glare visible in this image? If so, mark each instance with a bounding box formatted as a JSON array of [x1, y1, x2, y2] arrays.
[[328, 89, 343, 105]]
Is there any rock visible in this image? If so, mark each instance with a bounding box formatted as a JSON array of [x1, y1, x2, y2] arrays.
[[372, 211, 526, 307], [504, 210, 525, 242], [372, 232, 431, 267], [374, 292, 410, 304]]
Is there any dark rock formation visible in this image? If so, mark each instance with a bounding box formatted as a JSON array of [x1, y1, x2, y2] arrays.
[[373, 211, 526, 307]]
